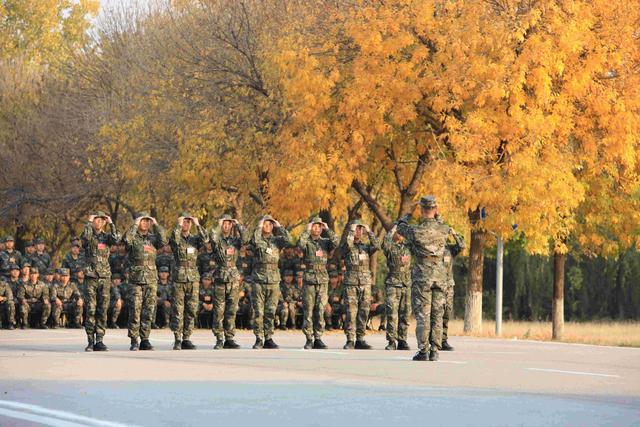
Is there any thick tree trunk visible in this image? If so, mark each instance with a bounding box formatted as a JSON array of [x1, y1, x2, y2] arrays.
[[464, 229, 486, 333], [552, 251, 565, 340]]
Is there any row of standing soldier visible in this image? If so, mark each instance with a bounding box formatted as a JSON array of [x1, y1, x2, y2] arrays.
[[0, 195, 463, 361]]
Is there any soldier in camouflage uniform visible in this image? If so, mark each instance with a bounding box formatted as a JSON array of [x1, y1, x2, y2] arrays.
[[51, 268, 83, 328], [108, 242, 129, 277], [155, 266, 172, 329], [248, 215, 293, 349], [340, 220, 380, 349], [297, 217, 339, 349], [169, 213, 207, 350], [156, 245, 175, 275], [277, 270, 298, 330], [382, 226, 412, 350], [28, 239, 52, 272], [198, 273, 214, 328], [396, 196, 463, 361], [210, 214, 247, 349], [62, 241, 86, 273], [324, 270, 343, 330], [23, 240, 35, 260], [0, 275, 16, 329], [81, 211, 119, 352], [123, 211, 167, 351], [6, 264, 21, 328], [196, 242, 217, 278], [17, 267, 51, 328], [439, 236, 463, 351], [108, 273, 124, 328], [0, 236, 23, 278]]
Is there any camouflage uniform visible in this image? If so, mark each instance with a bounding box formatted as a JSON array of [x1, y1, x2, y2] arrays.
[[28, 245, 52, 272], [81, 218, 119, 345], [156, 250, 175, 275], [440, 243, 461, 346], [198, 276, 215, 328], [248, 217, 292, 345], [108, 277, 123, 327], [51, 271, 83, 328], [169, 220, 208, 344], [0, 246, 23, 278], [210, 217, 247, 345], [325, 275, 344, 330], [61, 250, 86, 274], [297, 219, 339, 343], [382, 227, 412, 346], [108, 252, 129, 277], [196, 248, 217, 277], [156, 275, 172, 328], [123, 217, 167, 345], [0, 279, 16, 328], [17, 272, 51, 328], [396, 197, 463, 358], [277, 273, 299, 329], [340, 223, 380, 345]]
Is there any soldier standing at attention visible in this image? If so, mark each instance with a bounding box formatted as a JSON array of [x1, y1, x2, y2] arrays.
[[382, 225, 412, 351], [169, 212, 208, 350], [340, 220, 379, 350], [297, 217, 339, 350], [396, 196, 463, 361], [123, 211, 167, 351], [248, 215, 292, 349], [438, 229, 464, 351], [81, 211, 119, 352], [210, 214, 247, 350]]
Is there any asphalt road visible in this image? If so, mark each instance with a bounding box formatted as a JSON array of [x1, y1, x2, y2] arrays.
[[0, 328, 638, 426]]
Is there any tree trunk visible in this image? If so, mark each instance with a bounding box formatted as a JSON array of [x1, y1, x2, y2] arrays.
[[552, 251, 566, 340], [464, 229, 486, 333]]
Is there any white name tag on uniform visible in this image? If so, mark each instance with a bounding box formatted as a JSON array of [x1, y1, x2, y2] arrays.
[[315, 250, 324, 257], [266, 248, 273, 255], [358, 253, 367, 261], [187, 247, 196, 254]]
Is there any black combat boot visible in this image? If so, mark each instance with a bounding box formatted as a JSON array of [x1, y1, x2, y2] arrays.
[[304, 338, 314, 349], [441, 340, 454, 351], [355, 340, 372, 350], [412, 351, 428, 361], [429, 349, 439, 361], [397, 340, 411, 351], [8, 324, 15, 330], [213, 339, 224, 350], [173, 340, 182, 350], [181, 340, 196, 350], [139, 339, 154, 351], [130, 338, 139, 351], [343, 340, 355, 349], [263, 338, 279, 349], [85, 337, 94, 352], [223, 339, 240, 349], [252, 338, 264, 349], [93, 341, 109, 352], [385, 341, 397, 351], [313, 339, 327, 349], [38, 323, 48, 329]]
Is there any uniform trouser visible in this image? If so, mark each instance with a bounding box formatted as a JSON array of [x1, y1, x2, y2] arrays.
[[412, 282, 445, 352], [442, 283, 454, 342], [109, 299, 122, 324], [21, 301, 51, 326], [155, 301, 171, 327], [324, 303, 343, 328], [128, 283, 157, 340], [302, 282, 328, 340], [52, 300, 82, 326], [171, 281, 199, 340], [85, 278, 110, 341], [385, 285, 411, 343], [0, 299, 15, 326], [344, 285, 371, 341], [278, 300, 296, 327], [251, 283, 280, 340], [212, 280, 240, 341]]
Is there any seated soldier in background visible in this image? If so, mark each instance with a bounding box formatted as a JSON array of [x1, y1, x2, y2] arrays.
[[236, 274, 253, 330], [62, 241, 86, 273], [368, 287, 386, 331], [17, 267, 51, 329], [108, 274, 124, 328], [197, 242, 216, 278], [51, 268, 83, 329], [198, 273, 214, 328], [0, 275, 16, 329], [155, 245, 174, 274], [23, 240, 36, 259], [324, 270, 344, 331], [118, 272, 130, 326], [0, 236, 23, 279], [72, 269, 88, 324], [155, 266, 172, 329], [20, 262, 31, 283], [29, 238, 52, 272], [108, 242, 129, 277], [42, 268, 57, 305], [277, 270, 297, 330], [6, 264, 22, 328], [293, 271, 304, 329]]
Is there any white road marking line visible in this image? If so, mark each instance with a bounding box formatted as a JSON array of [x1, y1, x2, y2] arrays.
[[0, 407, 87, 427], [0, 400, 136, 427], [525, 368, 620, 378]]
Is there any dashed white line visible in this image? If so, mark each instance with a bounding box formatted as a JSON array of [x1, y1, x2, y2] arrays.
[[525, 368, 620, 378], [0, 400, 136, 427]]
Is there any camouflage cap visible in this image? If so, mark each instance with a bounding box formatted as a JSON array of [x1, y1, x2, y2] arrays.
[[5, 235, 14, 242], [419, 195, 438, 209], [136, 211, 153, 220], [21, 261, 31, 268], [328, 269, 339, 278], [218, 214, 237, 227], [179, 211, 194, 219], [158, 266, 170, 273], [71, 241, 81, 248], [33, 238, 45, 245], [59, 268, 70, 276], [25, 240, 34, 247], [310, 216, 324, 224], [283, 269, 294, 277], [29, 267, 39, 274], [8, 263, 20, 270], [111, 273, 122, 280], [44, 268, 55, 275], [89, 211, 109, 221], [201, 272, 212, 280], [261, 214, 276, 223]]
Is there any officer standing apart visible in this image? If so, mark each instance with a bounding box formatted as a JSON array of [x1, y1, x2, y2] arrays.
[[248, 215, 292, 349], [81, 211, 119, 351], [123, 211, 168, 351], [210, 214, 247, 350], [297, 216, 339, 350], [169, 212, 208, 350], [396, 196, 463, 361], [340, 219, 379, 350]]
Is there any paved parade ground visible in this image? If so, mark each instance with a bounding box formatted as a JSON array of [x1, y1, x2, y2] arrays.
[[0, 329, 639, 426]]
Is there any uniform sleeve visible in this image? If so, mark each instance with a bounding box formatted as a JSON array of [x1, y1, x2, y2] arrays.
[[297, 230, 310, 252], [80, 223, 93, 255], [108, 223, 121, 245], [275, 227, 293, 249], [326, 228, 340, 252], [17, 284, 25, 300], [153, 224, 169, 249], [50, 286, 57, 302], [396, 215, 414, 243], [367, 231, 381, 254], [382, 227, 395, 253], [123, 224, 138, 247], [169, 225, 181, 254], [237, 224, 249, 247], [196, 225, 209, 249]]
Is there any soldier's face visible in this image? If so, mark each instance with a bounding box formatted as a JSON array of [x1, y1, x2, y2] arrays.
[[284, 275, 293, 284], [5, 240, 14, 250], [30, 273, 38, 283], [311, 223, 322, 237], [159, 272, 169, 280], [45, 274, 53, 282], [139, 218, 151, 232], [26, 246, 34, 254], [203, 279, 212, 287], [222, 220, 233, 234], [354, 226, 364, 239], [21, 267, 29, 276], [10, 269, 19, 279], [60, 276, 69, 285], [330, 278, 338, 287], [93, 217, 106, 230], [71, 246, 80, 255], [77, 271, 84, 280], [36, 243, 45, 252], [181, 217, 192, 232], [112, 278, 121, 286], [262, 221, 274, 234]]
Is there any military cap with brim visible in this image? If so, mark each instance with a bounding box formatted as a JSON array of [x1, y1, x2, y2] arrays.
[[5, 235, 14, 242], [419, 195, 438, 209], [218, 214, 238, 227], [44, 268, 55, 275], [21, 261, 31, 268], [202, 272, 212, 280], [158, 266, 170, 273], [29, 267, 39, 274], [59, 268, 70, 276], [111, 273, 122, 280], [283, 270, 294, 277], [8, 263, 20, 270], [88, 211, 109, 222], [33, 238, 45, 245], [25, 240, 34, 247], [136, 211, 154, 221], [262, 214, 276, 223], [71, 241, 81, 248]]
